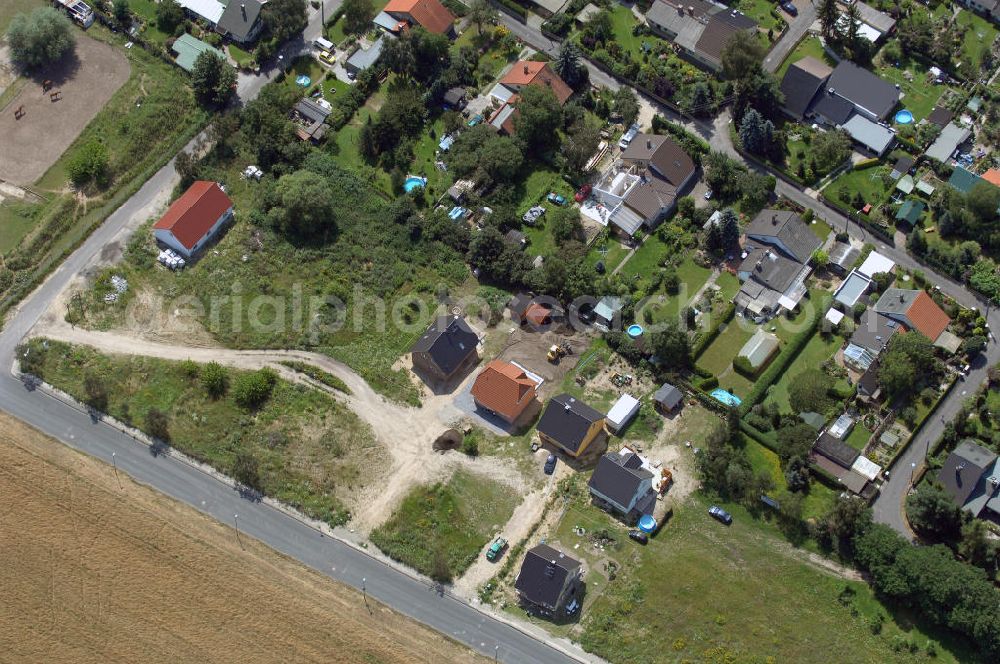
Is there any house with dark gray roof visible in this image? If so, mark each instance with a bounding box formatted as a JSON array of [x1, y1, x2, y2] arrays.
[[828, 241, 860, 276], [780, 56, 833, 120], [514, 544, 584, 616], [346, 36, 385, 75], [621, 135, 696, 190], [588, 450, 656, 523], [644, 0, 756, 73], [809, 61, 899, 122], [813, 431, 860, 469], [938, 440, 1000, 522], [845, 309, 899, 371], [217, 0, 264, 44], [745, 209, 822, 263], [410, 314, 479, 384], [537, 394, 606, 458]]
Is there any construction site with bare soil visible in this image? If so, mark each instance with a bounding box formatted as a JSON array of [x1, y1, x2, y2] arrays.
[[0, 412, 485, 664]]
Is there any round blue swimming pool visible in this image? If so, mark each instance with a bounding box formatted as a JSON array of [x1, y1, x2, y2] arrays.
[[638, 515, 657, 533], [894, 110, 914, 125], [627, 324, 644, 338], [403, 176, 426, 193]]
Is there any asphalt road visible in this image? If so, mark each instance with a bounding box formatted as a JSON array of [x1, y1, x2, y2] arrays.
[[763, 1, 819, 74], [0, 6, 590, 663]]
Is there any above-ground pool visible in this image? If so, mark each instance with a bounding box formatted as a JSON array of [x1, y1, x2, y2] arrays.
[[638, 514, 657, 533], [894, 110, 914, 125], [627, 324, 644, 338], [403, 176, 426, 193], [295, 74, 311, 87], [710, 388, 742, 407]]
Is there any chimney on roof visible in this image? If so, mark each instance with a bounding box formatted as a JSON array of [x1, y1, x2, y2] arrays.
[[524, 64, 529, 75], [688, 5, 694, 15], [771, 214, 778, 225], [545, 561, 557, 578], [899, 293, 904, 303], [957, 462, 966, 473], [241, 2, 246, 20], [646, 139, 652, 150]]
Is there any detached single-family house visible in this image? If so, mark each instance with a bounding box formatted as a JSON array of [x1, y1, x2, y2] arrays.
[[873, 288, 951, 345], [153, 180, 234, 259], [537, 394, 606, 458], [814, 431, 860, 470], [376, 0, 455, 35], [955, 0, 1000, 24], [496, 61, 573, 105], [176, 0, 225, 27], [735, 209, 820, 320], [291, 98, 331, 142], [845, 309, 900, 371], [588, 449, 656, 523], [217, 0, 265, 45], [514, 544, 584, 617], [938, 440, 1000, 522], [653, 383, 684, 414], [895, 199, 926, 227], [593, 134, 696, 236], [471, 360, 539, 424], [779, 56, 833, 120], [645, 0, 757, 73], [410, 314, 479, 384]]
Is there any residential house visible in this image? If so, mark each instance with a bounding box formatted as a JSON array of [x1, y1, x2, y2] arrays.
[[938, 440, 1000, 522], [645, 0, 757, 73], [514, 544, 584, 616], [153, 181, 234, 259], [983, 168, 1000, 188], [779, 56, 833, 120], [873, 288, 951, 345], [895, 199, 925, 227], [471, 360, 539, 424], [376, 0, 455, 35], [171, 33, 226, 73], [844, 309, 900, 371], [291, 98, 331, 142], [485, 62, 574, 137], [410, 314, 479, 383], [217, 0, 265, 45], [606, 394, 641, 434], [593, 134, 696, 236], [345, 37, 386, 76], [537, 394, 606, 458], [735, 209, 820, 319], [926, 122, 972, 164], [653, 383, 684, 414], [813, 430, 860, 469], [588, 449, 656, 523]]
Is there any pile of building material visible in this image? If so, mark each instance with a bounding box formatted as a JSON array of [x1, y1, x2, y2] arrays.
[[158, 249, 187, 270]]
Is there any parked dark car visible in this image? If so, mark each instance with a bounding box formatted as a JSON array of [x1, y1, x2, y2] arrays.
[[781, 1, 797, 16], [627, 530, 649, 545], [544, 453, 557, 475], [708, 505, 733, 525]]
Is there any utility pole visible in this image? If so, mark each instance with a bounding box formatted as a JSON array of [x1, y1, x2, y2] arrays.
[[494, 642, 499, 662], [234, 513, 243, 549], [362, 577, 371, 614], [111, 452, 122, 490]]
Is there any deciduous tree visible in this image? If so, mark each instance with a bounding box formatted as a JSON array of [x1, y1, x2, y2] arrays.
[[191, 51, 237, 108], [6, 7, 75, 70], [342, 0, 376, 35]]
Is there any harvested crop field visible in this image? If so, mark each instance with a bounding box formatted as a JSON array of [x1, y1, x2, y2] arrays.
[[0, 412, 484, 664]]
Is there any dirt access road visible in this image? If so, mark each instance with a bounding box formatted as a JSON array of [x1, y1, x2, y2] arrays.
[[29, 314, 530, 534], [0, 412, 485, 664]]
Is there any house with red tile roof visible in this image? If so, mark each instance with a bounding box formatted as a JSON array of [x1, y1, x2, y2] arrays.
[[153, 181, 234, 258], [874, 288, 951, 343], [982, 168, 1000, 188], [378, 0, 455, 35], [498, 61, 574, 105], [471, 360, 540, 424]]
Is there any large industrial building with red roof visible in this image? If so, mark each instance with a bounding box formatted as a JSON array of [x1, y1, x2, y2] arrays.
[[153, 181, 234, 258]]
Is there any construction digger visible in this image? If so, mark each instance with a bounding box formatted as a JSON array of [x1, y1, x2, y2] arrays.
[[547, 341, 572, 363]]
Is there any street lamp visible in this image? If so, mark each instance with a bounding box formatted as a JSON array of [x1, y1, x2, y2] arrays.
[[111, 452, 121, 490], [910, 461, 917, 485], [234, 514, 243, 549]]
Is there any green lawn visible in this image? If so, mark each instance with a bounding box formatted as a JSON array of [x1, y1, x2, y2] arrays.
[[331, 98, 394, 194], [765, 329, 843, 412], [556, 493, 962, 663], [408, 117, 452, 199], [326, 16, 349, 46], [371, 468, 520, 581], [874, 58, 945, 123], [737, 0, 782, 33], [775, 36, 835, 80], [0, 200, 42, 254], [586, 233, 631, 272], [845, 420, 873, 451], [0, 0, 43, 33], [24, 339, 376, 527], [743, 435, 839, 519], [229, 43, 254, 69], [956, 9, 999, 69], [607, 5, 647, 60], [697, 318, 756, 398], [129, 0, 171, 45], [826, 165, 895, 211]]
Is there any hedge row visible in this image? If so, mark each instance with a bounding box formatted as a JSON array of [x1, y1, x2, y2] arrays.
[[491, 0, 528, 20], [692, 301, 735, 360], [739, 302, 825, 415]]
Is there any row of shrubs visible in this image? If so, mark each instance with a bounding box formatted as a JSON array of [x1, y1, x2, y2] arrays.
[[691, 301, 735, 359], [491, 0, 528, 20]]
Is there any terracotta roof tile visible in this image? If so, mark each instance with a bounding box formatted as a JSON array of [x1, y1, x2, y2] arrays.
[[983, 168, 1000, 187], [153, 181, 232, 250], [471, 360, 538, 422], [383, 0, 454, 34], [500, 61, 573, 105], [907, 290, 950, 341]]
